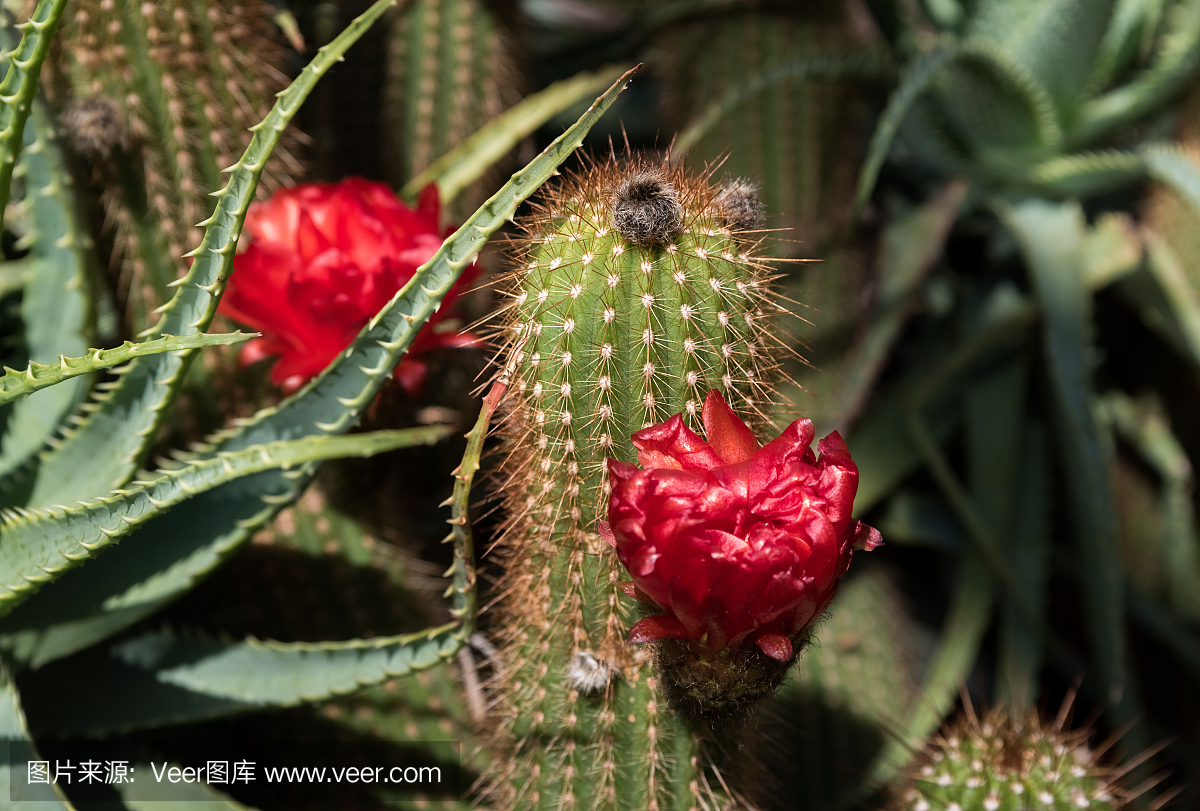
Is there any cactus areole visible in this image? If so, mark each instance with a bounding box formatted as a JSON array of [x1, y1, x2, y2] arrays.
[[485, 156, 878, 808]]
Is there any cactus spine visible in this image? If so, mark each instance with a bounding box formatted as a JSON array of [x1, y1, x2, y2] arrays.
[[487, 158, 778, 810], [49, 0, 300, 328], [896, 707, 1123, 811]]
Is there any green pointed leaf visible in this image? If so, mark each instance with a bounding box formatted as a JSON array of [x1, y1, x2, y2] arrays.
[[0, 427, 450, 615], [1088, 0, 1166, 92], [0, 662, 74, 808], [832, 181, 967, 431], [401, 64, 626, 206], [967, 0, 1118, 112], [1027, 148, 1145, 196], [998, 199, 1127, 706], [22, 624, 461, 736], [0, 333, 255, 407], [23, 0, 400, 509], [0, 100, 92, 481], [1143, 142, 1200, 221], [855, 41, 962, 211], [0, 68, 637, 667], [1103, 392, 1200, 620], [1139, 230, 1200, 366], [0, 0, 70, 229], [995, 421, 1051, 711], [940, 40, 1064, 157], [1072, 0, 1200, 144]]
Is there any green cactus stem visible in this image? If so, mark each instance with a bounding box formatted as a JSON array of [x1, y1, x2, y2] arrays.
[[48, 0, 302, 329], [385, 0, 521, 217], [484, 156, 781, 810]]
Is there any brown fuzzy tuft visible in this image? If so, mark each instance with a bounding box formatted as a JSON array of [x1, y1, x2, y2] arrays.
[[611, 167, 684, 246], [61, 96, 129, 161], [714, 179, 765, 233]]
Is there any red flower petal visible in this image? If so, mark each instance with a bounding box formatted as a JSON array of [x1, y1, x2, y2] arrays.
[[628, 615, 692, 644], [218, 178, 479, 393], [631, 413, 723, 471], [702, 389, 759, 463], [607, 397, 879, 659], [754, 633, 793, 661]]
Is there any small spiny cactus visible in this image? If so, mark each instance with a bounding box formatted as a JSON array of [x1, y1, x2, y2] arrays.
[[896, 706, 1124, 811], [484, 155, 780, 810], [46, 0, 301, 328]]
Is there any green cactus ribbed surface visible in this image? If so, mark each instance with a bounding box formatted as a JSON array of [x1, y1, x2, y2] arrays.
[[386, 0, 520, 216], [50, 0, 300, 327], [896, 708, 1120, 811], [660, 11, 866, 254], [488, 159, 777, 811]]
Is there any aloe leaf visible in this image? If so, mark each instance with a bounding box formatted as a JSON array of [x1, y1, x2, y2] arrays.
[[1027, 148, 1145, 195], [855, 41, 961, 211], [967, 0, 1118, 112], [23, 623, 462, 732], [0, 98, 92, 481], [0, 70, 638, 666], [851, 384, 961, 516], [1140, 230, 1200, 366], [831, 180, 967, 432], [963, 338, 1041, 712], [995, 420, 1051, 711], [0, 662, 74, 808], [23, 0, 400, 509], [1072, 0, 1200, 145], [1079, 211, 1143, 289], [1143, 142, 1200, 222], [943, 39, 1064, 155], [999, 199, 1127, 708], [400, 64, 626, 206], [0, 0, 70, 229], [1089, 0, 1166, 91], [1103, 393, 1200, 620], [0, 332, 255, 407], [0, 427, 450, 616]]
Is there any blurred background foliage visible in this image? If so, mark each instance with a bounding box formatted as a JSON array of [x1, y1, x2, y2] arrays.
[[4, 0, 1200, 808]]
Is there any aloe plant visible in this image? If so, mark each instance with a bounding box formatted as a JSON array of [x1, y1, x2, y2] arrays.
[[0, 0, 639, 804]]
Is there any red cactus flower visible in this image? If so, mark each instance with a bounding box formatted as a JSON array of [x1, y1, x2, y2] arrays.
[[604, 390, 881, 662], [218, 178, 481, 394]]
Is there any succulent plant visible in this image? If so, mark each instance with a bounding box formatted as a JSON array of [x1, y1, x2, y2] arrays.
[[895, 705, 1124, 811], [480, 156, 779, 810]]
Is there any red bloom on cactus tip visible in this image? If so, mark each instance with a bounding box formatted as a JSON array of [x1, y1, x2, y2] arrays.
[[604, 390, 881, 662], [218, 178, 482, 395]]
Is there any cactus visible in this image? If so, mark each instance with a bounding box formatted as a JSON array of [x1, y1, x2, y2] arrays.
[[484, 157, 779, 809], [894, 706, 1124, 811], [385, 0, 522, 218], [658, 9, 874, 254], [46, 0, 302, 329]]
